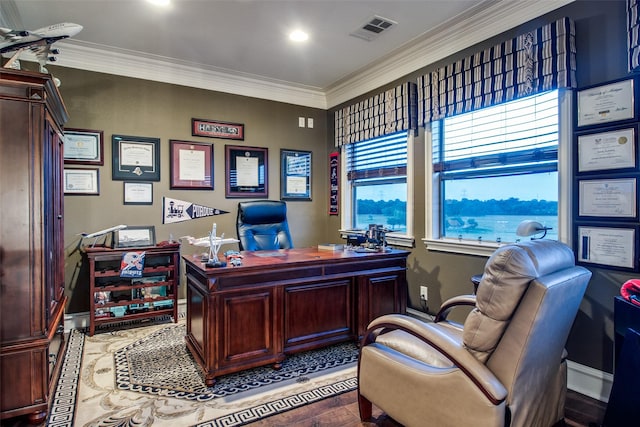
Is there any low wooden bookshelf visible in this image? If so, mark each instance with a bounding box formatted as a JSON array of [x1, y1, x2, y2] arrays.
[[84, 243, 180, 336]]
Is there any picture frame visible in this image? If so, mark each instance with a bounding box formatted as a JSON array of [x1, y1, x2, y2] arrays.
[[123, 181, 153, 205], [576, 77, 636, 129], [576, 223, 638, 271], [192, 118, 244, 140], [64, 128, 104, 165], [280, 149, 311, 200], [578, 177, 637, 219], [112, 135, 161, 181], [225, 145, 268, 198], [169, 140, 214, 190], [63, 168, 100, 195], [114, 226, 156, 248], [576, 125, 637, 173]]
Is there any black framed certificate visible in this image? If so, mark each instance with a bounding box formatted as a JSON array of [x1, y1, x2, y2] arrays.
[[577, 78, 636, 128]]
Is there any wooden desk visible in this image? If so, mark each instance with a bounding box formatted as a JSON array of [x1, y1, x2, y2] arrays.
[[184, 247, 409, 385]]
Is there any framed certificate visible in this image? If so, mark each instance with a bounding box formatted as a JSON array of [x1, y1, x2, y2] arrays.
[[123, 182, 153, 205], [170, 140, 214, 190], [64, 128, 104, 165], [577, 224, 638, 271], [577, 78, 636, 128], [112, 135, 161, 181], [578, 178, 637, 219], [63, 168, 99, 195], [225, 145, 268, 198], [577, 126, 636, 173], [280, 149, 311, 200]]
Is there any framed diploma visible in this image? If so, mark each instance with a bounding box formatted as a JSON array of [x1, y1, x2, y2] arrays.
[[577, 126, 636, 173], [112, 135, 161, 181], [64, 128, 104, 165], [169, 140, 214, 190], [225, 145, 268, 198], [63, 168, 99, 195], [123, 182, 153, 205], [577, 224, 638, 271], [280, 149, 311, 200], [578, 178, 637, 219], [577, 78, 636, 128]]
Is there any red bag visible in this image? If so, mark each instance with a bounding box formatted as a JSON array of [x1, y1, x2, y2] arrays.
[[620, 279, 640, 307]]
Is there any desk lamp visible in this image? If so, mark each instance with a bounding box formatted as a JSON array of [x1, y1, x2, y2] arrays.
[[516, 220, 552, 240]]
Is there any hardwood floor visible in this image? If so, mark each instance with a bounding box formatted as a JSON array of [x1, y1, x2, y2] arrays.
[[246, 389, 608, 427]]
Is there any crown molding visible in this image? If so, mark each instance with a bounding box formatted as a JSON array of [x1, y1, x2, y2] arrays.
[[43, 0, 574, 110]]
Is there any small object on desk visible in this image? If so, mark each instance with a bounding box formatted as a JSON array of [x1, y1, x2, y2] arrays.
[[318, 243, 344, 251]]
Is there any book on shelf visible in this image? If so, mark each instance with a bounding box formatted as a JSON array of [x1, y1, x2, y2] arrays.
[[317, 243, 345, 251]]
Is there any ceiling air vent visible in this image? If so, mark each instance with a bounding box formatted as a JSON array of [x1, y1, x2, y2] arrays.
[[350, 15, 397, 41]]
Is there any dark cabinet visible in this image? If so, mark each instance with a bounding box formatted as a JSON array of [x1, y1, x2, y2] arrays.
[[0, 69, 69, 423]]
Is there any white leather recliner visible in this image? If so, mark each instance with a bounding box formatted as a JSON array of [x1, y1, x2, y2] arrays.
[[358, 240, 592, 427]]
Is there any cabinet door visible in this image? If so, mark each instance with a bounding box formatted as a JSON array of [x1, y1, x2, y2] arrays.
[[216, 289, 277, 366], [358, 272, 406, 337]]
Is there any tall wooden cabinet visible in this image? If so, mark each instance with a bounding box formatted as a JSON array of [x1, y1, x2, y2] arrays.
[[0, 69, 69, 423]]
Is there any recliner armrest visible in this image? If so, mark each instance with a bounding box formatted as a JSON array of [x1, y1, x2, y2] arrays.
[[434, 294, 476, 323], [362, 314, 507, 404]]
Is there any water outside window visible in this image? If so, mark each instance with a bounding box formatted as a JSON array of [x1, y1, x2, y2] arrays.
[[354, 182, 407, 233]]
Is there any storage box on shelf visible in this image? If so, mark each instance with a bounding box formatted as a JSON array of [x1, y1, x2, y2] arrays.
[[84, 243, 180, 336]]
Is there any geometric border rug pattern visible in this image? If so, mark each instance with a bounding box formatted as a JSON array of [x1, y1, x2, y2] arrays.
[[46, 321, 358, 427], [114, 324, 358, 401]]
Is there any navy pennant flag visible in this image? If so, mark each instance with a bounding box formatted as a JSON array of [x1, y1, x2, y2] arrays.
[[163, 197, 229, 224]]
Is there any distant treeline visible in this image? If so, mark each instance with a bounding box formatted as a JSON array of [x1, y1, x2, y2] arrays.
[[357, 198, 557, 216], [444, 198, 558, 216]]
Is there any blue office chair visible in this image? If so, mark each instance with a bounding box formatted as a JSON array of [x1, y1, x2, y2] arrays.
[[236, 200, 294, 251]]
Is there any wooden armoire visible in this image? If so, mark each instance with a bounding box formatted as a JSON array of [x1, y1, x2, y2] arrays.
[[0, 69, 68, 424]]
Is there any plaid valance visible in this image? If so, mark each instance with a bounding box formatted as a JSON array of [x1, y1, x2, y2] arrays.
[[629, 0, 640, 72], [334, 82, 417, 146], [417, 17, 576, 125]]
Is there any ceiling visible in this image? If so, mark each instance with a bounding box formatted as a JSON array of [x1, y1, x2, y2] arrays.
[[2, 0, 574, 108]]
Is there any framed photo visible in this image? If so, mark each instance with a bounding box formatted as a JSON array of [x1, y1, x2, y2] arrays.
[[64, 168, 99, 195], [576, 78, 636, 128], [578, 178, 637, 219], [64, 128, 104, 165], [280, 149, 311, 200], [225, 145, 268, 198], [576, 224, 638, 271], [123, 182, 153, 205], [114, 226, 156, 248], [170, 140, 214, 190], [192, 118, 244, 140], [577, 125, 637, 173], [112, 135, 161, 181]]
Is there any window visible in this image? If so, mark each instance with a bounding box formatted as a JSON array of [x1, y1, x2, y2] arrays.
[[431, 90, 561, 246], [341, 131, 413, 246]]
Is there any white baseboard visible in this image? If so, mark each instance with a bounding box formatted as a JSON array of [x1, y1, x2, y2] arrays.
[[64, 298, 187, 331], [567, 360, 612, 403]]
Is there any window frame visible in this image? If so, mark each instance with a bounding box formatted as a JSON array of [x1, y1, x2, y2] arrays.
[[423, 89, 573, 256], [340, 132, 415, 248]]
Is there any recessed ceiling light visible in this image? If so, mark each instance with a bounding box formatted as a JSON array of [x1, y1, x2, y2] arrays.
[[289, 30, 309, 42], [147, 0, 171, 7]]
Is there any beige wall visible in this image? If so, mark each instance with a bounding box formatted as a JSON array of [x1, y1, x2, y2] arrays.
[[51, 66, 336, 312]]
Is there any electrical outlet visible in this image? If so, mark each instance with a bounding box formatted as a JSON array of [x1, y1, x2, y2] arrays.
[[420, 286, 428, 301]]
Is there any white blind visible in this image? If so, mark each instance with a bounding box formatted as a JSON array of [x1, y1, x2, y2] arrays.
[[435, 90, 558, 178], [346, 132, 407, 181]]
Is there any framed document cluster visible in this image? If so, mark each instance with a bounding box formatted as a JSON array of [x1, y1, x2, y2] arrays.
[[63, 128, 104, 195], [574, 76, 640, 271]]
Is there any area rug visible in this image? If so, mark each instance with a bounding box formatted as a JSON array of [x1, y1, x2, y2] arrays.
[[47, 320, 358, 427]]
